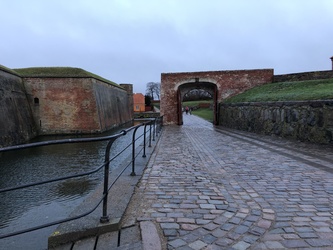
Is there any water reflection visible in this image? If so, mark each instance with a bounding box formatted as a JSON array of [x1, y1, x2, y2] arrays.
[[0, 141, 106, 231], [52, 177, 97, 200], [0, 120, 148, 250]]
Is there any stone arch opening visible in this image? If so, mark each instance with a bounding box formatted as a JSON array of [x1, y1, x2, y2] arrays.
[[177, 81, 218, 125]]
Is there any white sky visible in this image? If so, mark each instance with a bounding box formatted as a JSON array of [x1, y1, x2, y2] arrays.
[[1, 0, 332, 94]]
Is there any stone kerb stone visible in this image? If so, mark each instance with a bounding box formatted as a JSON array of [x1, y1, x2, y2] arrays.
[[219, 100, 333, 144]]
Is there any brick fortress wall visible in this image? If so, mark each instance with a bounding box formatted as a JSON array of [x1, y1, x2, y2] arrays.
[[0, 66, 133, 146], [23, 77, 133, 135]]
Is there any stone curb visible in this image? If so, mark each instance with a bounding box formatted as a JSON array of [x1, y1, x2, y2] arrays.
[[140, 221, 162, 250]]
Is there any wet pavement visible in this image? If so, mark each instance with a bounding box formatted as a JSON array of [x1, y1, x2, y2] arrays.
[[58, 114, 333, 249]]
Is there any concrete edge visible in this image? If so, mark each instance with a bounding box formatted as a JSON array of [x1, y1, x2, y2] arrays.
[[48, 217, 121, 248], [140, 221, 162, 250]]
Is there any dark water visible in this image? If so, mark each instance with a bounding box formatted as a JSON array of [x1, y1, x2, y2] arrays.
[[0, 122, 147, 250]]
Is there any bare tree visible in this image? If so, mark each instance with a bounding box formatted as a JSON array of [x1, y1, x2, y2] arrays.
[[146, 82, 160, 100], [155, 83, 160, 100]]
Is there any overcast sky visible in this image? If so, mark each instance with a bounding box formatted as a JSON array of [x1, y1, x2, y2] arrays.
[[1, 0, 332, 94]]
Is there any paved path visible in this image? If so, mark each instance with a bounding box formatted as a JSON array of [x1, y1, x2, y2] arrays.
[[61, 114, 333, 249], [122, 114, 333, 249]]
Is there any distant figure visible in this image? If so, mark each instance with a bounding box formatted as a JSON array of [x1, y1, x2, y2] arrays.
[[189, 107, 192, 115], [185, 106, 189, 114]]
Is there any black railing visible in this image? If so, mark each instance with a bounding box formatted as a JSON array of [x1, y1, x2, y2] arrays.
[[0, 116, 163, 239]]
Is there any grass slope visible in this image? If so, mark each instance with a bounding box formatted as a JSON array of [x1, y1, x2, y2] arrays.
[[0, 64, 20, 76], [191, 108, 214, 122], [224, 78, 333, 103], [183, 100, 214, 122], [13, 67, 120, 87]]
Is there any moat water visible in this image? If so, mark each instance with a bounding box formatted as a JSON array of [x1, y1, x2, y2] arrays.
[[0, 121, 147, 250]]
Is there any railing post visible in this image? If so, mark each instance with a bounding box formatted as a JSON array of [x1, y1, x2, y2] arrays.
[[100, 137, 117, 223], [149, 122, 152, 147], [0, 123, 164, 237], [142, 123, 148, 157], [153, 118, 156, 141], [155, 117, 159, 137], [131, 125, 141, 176]]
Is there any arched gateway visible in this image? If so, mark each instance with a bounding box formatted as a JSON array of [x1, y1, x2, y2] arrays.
[[160, 69, 273, 125]]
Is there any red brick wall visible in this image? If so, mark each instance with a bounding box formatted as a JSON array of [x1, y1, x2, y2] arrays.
[[160, 69, 274, 125], [198, 103, 211, 108], [24, 77, 132, 135]]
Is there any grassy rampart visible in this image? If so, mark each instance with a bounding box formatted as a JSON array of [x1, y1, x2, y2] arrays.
[[14, 67, 120, 88], [224, 78, 333, 103]]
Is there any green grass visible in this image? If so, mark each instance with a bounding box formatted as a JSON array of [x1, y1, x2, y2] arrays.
[[224, 78, 333, 103], [13, 67, 120, 87], [183, 100, 214, 122], [182, 100, 212, 107], [0, 64, 20, 76], [191, 108, 214, 122]]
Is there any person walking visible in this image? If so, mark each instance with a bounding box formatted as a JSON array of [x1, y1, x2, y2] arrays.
[[185, 106, 189, 114]]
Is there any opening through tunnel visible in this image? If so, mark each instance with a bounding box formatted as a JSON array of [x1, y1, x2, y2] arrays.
[[177, 81, 218, 125]]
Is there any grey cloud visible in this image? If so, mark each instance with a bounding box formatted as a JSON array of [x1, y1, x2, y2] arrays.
[[1, 0, 333, 94]]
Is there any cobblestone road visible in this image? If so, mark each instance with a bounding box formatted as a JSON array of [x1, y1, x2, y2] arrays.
[[123, 114, 333, 249]]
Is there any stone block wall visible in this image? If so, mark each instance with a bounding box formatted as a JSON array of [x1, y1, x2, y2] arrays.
[[93, 81, 132, 132], [219, 100, 333, 144], [120, 83, 134, 120], [0, 67, 37, 147]]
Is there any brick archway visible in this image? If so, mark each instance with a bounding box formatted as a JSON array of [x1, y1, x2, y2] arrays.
[[177, 81, 218, 125], [160, 69, 273, 125]]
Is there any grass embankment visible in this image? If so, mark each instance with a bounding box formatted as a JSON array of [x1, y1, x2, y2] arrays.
[[183, 100, 214, 122], [224, 78, 333, 103], [191, 108, 214, 122], [14, 67, 119, 87]]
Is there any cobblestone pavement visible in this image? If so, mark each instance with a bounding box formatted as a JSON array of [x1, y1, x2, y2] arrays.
[[123, 114, 333, 249]]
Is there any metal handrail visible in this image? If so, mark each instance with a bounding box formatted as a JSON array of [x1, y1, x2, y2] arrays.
[[0, 116, 163, 239]]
